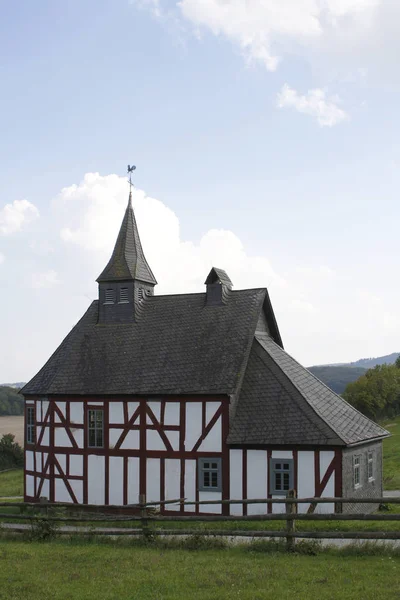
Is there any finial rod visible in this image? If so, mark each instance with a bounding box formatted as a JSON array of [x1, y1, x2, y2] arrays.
[[127, 164, 136, 194]]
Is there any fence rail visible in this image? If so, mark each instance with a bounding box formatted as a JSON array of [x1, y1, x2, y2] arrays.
[[1, 492, 399, 549]]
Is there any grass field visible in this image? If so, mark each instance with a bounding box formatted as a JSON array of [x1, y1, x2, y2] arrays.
[[0, 538, 399, 600], [0, 469, 23, 498], [382, 416, 400, 490]]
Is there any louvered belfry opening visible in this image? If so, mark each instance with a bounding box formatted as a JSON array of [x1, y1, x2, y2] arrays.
[[96, 192, 157, 324]]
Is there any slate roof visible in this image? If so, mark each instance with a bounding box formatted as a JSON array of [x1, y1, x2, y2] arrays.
[[205, 268, 233, 288], [97, 193, 157, 285], [228, 334, 389, 446], [23, 189, 388, 448], [22, 288, 271, 396]]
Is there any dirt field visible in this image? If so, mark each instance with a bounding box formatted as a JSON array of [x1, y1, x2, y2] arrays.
[[0, 416, 24, 445]]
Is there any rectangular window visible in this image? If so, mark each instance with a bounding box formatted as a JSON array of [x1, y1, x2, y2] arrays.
[[104, 289, 115, 304], [88, 409, 104, 448], [367, 451, 374, 481], [270, 458, 294, 495], [198, 458, 222, 492], [354, 455, 361, 488], [26, 406, 35, 445], [119, 287, 129, 303]]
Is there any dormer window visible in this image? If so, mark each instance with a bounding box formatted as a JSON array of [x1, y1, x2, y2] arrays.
[[119, 288, 129, 304], [104, 289, 115, 304]]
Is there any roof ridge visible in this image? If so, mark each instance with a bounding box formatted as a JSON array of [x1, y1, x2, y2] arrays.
[[228, 289, 267, 418]]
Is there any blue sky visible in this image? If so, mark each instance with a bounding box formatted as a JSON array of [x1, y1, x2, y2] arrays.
[[1, 0, 400, 381]]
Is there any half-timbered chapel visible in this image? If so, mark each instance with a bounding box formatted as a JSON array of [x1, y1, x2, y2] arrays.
[[22, 190, 389, 514]]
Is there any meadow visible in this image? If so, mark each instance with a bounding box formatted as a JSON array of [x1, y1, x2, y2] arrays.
[[382, 416, 400, 490], [0, 537, 399, 600]]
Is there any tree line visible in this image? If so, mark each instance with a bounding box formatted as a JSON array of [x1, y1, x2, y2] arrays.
[[0, 386, 24, 416], [343, 357, 400, 422]]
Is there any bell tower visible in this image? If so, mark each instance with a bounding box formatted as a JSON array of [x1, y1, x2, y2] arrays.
[[96, 166, 157, 324]]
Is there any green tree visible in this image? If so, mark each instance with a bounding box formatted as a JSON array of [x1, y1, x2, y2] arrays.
[[0, 386, 24, 416], [343, 363, 400, 420]]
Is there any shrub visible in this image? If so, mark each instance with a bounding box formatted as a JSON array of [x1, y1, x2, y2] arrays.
[[0, 434, 24, 470]]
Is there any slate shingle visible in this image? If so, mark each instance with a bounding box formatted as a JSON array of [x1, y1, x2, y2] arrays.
[[22, 288, 266, 396], [228, 335, 389, 446]]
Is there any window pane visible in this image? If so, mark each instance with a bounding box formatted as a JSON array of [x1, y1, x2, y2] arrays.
[[283, 473, 290, 490], [211, 463, 217, 469], [283, 463, 289, 470], [204, 472, 210, 487], [89, 429, 96, 447], [275, 463, 281, 470], [97, 429, 103, 447], [204, 463, 210, 469], [275, 473, 282, 490], [211, 472, 218, 487]]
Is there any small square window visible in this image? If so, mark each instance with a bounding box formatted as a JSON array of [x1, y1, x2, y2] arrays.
[[270, 458, 294, 495], [198, 457, 222, 492]]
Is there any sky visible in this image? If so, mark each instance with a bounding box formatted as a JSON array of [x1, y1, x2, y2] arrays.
[[1, 0, 400, 382]]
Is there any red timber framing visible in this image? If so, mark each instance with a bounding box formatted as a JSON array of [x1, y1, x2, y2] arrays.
[[236, 445, 343, 514], [23, 395, 230, 515]]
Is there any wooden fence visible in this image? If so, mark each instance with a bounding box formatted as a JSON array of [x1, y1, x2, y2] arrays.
[[1, 492, 400, 550]]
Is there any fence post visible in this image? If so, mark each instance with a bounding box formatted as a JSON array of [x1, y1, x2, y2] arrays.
[[139, 494, 149, 539], [285, 489, 297, 552], [39, 496, 48, 517]]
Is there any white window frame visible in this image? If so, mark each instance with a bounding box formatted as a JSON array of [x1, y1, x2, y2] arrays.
[[354, 455, 361, 489], [87, 409, 104, 448], [367, 451, 374, 482], [198, 458, 222, 492], [270, 458, 294, 495], [26, 406, 35, 445]]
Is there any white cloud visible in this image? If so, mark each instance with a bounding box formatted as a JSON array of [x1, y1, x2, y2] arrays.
[[277, 84, 349, 126], [2, 171, 400, 382], [31, 270, 61, 289], [175, 0, 381, 72], [0, 199, 39, 235], [0, 253, 4, 265], [56, 172, 285, 294], [131, 0, 162, 17]]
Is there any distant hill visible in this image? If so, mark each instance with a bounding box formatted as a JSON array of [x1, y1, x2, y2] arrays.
[[309, 352, 400, 395], [0, 382, 25, 389], [347, 353, 400, 369], [0, 386, 24, 416], [308, 366, 367, 395]]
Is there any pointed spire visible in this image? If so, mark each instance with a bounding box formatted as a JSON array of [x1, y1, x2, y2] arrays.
[[96, 194, 157, 285]]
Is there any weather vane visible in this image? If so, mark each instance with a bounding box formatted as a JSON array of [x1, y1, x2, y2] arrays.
[[127, 164, 136, 193]]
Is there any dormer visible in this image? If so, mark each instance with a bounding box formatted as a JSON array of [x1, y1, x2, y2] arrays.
[[96, 192, 157, 324], [205, 267, 233, 306]]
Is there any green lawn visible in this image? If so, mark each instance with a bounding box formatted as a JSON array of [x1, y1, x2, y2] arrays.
[[0, 469, 23, 498], [382, 416, 400, 490], [0, 538, 399, 600]]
